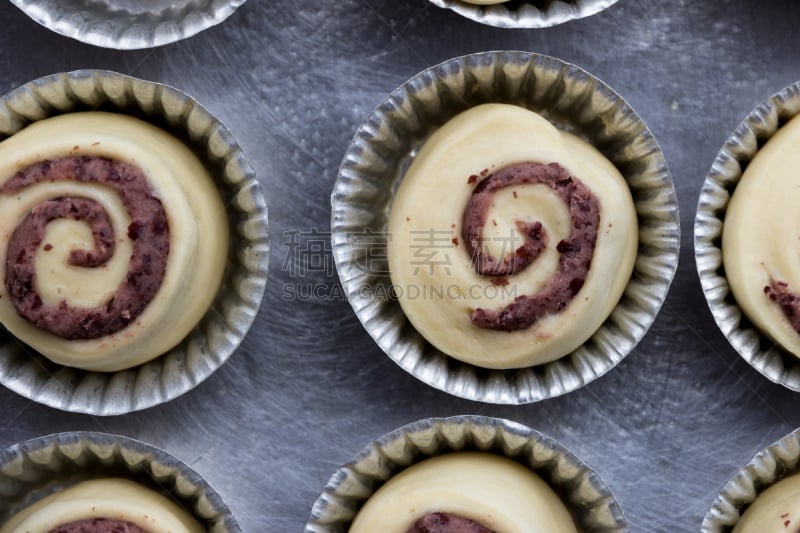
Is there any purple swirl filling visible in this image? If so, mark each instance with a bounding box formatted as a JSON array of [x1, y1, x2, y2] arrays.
[[407, 512, 495, 533], [49, 518, 152, 533], [2, 156, 169, 339], [765, 279, 800, 333], [462, 162, 600, 332]]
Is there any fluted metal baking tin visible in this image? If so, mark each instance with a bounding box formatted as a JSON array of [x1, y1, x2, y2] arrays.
[[695, 82, 800, 391], [428, 0, 618, 29], [0, 431, 240, 532], [702, 427, 800, 532], [9, 0, 246, 49], [306, 415, 627, 532], [331, 51, 679, 404], [0, 70, 270, 415]]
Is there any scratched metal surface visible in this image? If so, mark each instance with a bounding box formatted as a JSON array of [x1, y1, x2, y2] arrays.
[[1, 1, 799, 531]]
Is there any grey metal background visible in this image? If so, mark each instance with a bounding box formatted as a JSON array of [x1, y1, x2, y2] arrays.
[[0, 1, 798, 531]]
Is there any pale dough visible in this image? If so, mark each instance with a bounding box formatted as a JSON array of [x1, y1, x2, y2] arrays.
[[0, 478, 203, 533], [349, 452, 577, 533], [0, 112, 229, 372], [723, 113, 800, 358], [733, 473, 800, 533], [460, 1, 509, 4], [387, 103, 638, 369]]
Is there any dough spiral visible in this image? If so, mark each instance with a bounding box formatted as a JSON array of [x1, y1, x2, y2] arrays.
[[0, 112, 229, 372], [462, 161, 600, 331], [4, 157, 168, 340], [387, 104, 637, 369]]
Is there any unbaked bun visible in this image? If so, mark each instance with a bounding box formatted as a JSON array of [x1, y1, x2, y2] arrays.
[[387, 103, 637, 369], [349, 452, 577, 533], [732, 473, 800, 533], [0, 478, 203, 533], [0, 112, 228, 372], [723, 114, 800, 357]]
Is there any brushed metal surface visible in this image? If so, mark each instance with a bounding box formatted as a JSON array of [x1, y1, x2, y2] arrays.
[[332, 50, 678, 404], [2, 1, 800, 532]]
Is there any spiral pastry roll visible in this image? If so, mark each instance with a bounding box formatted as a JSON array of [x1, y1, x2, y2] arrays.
[[0, 112, 228, 372], [387, 104, 637, 369], [723, 114, 800, 358], [350, 452, 577, 533], [0, 478, 203, 533]]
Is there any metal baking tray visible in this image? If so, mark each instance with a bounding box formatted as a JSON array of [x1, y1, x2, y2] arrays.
[[2, 1, 799, 531]]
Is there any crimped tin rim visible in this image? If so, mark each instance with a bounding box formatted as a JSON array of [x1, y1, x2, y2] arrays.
[[428, 0, 619, 29], [331, 50, 679, 404], [0, 69, 270, 415], [9, 0, 246, 50], [305, 415, 627, 532], [702, 427, 800, 532], [694, 81, 800, 391], [0, 431, 241, 532]]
